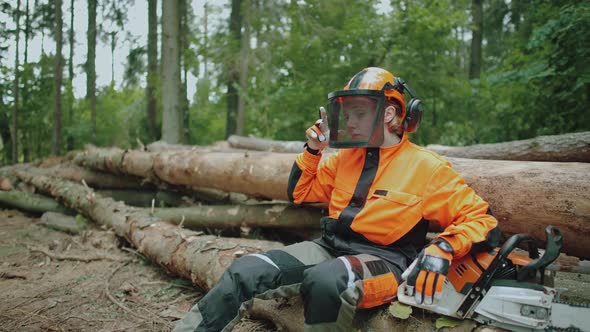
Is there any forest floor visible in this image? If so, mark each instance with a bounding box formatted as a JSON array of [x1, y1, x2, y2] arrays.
[[1, 208, 590, 332]]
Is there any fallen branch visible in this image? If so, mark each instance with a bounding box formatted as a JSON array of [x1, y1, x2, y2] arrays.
[[0, 271, 27, 279]]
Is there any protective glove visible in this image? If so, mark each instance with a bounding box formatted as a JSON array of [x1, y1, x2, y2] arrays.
[[402, 238, 454, 305], [305, 107, 330, 152]]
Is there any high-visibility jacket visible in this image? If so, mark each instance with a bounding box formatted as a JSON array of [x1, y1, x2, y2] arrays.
[[287, 134, 499, 258]]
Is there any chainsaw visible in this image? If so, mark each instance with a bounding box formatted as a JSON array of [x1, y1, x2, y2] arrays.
[[397, 225, 590, 331]]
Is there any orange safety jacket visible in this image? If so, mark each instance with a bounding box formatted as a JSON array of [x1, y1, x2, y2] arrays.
[[287, 134, 499, 259]]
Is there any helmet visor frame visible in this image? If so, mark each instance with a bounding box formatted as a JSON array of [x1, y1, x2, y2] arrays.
[[327, 89, 386, 149]]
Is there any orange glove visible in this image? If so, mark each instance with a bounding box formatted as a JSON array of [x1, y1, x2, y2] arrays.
[[403, 238, 454, 305], [305, 107, 330, 152]]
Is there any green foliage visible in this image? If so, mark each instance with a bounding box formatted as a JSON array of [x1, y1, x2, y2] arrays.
[[2, 0, 589, 164]]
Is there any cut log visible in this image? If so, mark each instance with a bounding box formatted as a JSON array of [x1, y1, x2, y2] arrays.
[[151, 204, 323, 229], [97, 189, 187, 207], [74, 148, 590, 259], [0, 190, 75, 215], [228, 135, 306, 153], [33, 162, 151, 190], [426, 131, 590, 162], [228, 132, 590, 162]]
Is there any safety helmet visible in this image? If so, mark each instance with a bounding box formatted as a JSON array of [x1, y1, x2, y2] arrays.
[[327, 67, 423, 148]]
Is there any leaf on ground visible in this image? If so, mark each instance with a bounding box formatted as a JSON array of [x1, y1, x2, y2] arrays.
[[435, 316, 462, 329], [388, 301, 412, 319]]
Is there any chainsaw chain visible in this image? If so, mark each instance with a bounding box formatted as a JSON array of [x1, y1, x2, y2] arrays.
[[546, 327, 581, 332], [552, 299, 590, 308]]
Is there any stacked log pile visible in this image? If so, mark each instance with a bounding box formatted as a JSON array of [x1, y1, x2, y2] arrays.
[[1, 131, 589, 330]]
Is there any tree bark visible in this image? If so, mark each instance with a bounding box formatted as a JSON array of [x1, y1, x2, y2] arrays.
[[427, 131, 590, 162], [52, 0, 63, 155], [161, 0, 182, 143], [146, 0, 158, 141], [87, 0, 97, 144], [74, 148, 590, 259]]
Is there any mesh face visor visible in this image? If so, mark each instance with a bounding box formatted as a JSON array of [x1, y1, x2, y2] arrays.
[[327, 90, 386, 148]]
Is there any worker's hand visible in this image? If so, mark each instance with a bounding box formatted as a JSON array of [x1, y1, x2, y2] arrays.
[[402, 239, 454, 305], [305, 107, 330, 151]]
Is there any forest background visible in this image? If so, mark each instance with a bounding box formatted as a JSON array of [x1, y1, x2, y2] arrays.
[[0, 0, 588, 165]]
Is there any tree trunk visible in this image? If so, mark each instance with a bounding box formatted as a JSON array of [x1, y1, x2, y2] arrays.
[[0, 190, 74, 215], [146, 0, 158, 141], [178, 0, 189, 142], [52, 0, 63, 156], [203, 2, 208, 77], [426, 131, 590, 162], [66, 0, 74, 150], [225, 0, 242, 139], [87, 0, 97, 144], [236, 1, 250, 136], [110, 32, 116, 86], [74, 148, 590, 259], [469, 0, 483, 79], [12, 0, 21, 164], [161, 0, 182, 143], [24, 0, 29, 63]]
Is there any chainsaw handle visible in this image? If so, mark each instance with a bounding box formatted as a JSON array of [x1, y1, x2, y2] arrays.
[[517, 225, 562, 281], [497, 233, 537, 258]]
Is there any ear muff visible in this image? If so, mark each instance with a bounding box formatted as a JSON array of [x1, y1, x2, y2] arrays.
[[393, 77, 424, 133]]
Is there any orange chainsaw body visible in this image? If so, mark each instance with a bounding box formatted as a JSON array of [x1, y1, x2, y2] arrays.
[[447, 250, 533, 293]]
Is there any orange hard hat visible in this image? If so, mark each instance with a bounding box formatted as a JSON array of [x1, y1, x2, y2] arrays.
[[343, 67, 406, 119]]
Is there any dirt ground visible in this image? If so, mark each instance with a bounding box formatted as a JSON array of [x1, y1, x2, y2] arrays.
[[1, 208, 589, 332], [0, 209, 201, 332]]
